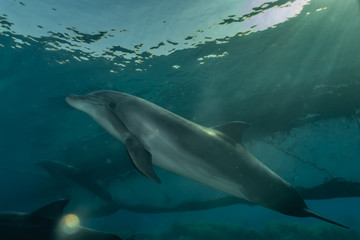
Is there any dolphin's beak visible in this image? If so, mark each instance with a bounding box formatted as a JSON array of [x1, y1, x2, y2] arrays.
[[66, 94, 91, 112], [66, 94, 82, 106], [34, 161, 51, 171], [34, 160, 54, 166]]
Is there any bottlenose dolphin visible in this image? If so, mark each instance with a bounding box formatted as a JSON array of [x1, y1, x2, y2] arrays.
[[66, 90, 349, 228], [36, 161, 115, 204], [0, 199, 123, 240], [73, 178, 360, 216]]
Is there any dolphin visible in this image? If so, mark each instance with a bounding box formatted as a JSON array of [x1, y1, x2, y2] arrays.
[[66, 90, 349, 229], [36, 161, 116, 204], [0, 199, 123, 240], [69, 179, 360, 216]]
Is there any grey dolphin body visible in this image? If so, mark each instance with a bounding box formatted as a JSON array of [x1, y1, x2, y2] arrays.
[[0, 200, 122, 240], [66, 90, 349, 228], [36, 161, 115, 204]]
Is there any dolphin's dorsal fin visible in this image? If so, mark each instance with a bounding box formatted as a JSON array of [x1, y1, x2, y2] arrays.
[[212, 121, 250, 143], [30, 199, 69, 220], [125, 136, 161, 184]]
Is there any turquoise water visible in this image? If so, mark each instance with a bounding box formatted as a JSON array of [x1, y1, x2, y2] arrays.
[[1, 0, 360, 239]]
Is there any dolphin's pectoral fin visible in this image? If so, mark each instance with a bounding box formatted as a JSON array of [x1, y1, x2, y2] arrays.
[[212, 121, 250, 143], [125, 136, 161, 184]]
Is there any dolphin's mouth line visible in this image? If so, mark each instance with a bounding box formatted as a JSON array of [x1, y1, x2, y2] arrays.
[[66, 94, 105, 108]]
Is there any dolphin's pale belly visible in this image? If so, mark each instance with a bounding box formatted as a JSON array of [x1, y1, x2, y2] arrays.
[[143, 131, 251, 201]]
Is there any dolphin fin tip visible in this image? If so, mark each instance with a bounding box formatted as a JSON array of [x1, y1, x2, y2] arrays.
[[212, 121, 250, 143], [151, 175, 162, 184]]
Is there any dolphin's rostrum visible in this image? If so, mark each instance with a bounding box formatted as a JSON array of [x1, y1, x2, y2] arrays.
[[66, 90, 349, 229]]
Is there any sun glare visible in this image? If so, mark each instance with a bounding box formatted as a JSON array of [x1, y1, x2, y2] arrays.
[[61, 213, 81, 235]]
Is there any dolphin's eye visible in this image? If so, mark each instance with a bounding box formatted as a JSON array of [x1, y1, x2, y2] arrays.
[[108, 102, 116, 110]]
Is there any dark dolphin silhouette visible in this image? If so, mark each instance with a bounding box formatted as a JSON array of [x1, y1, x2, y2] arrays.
[[77, 178, 360, 217], [0, 199, 123, 240], [36, 161, 115, 204], [66, 90, 349, 228]]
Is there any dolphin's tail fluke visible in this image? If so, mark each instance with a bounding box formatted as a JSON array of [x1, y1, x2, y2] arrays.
[[303, 208, 350, 229]]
